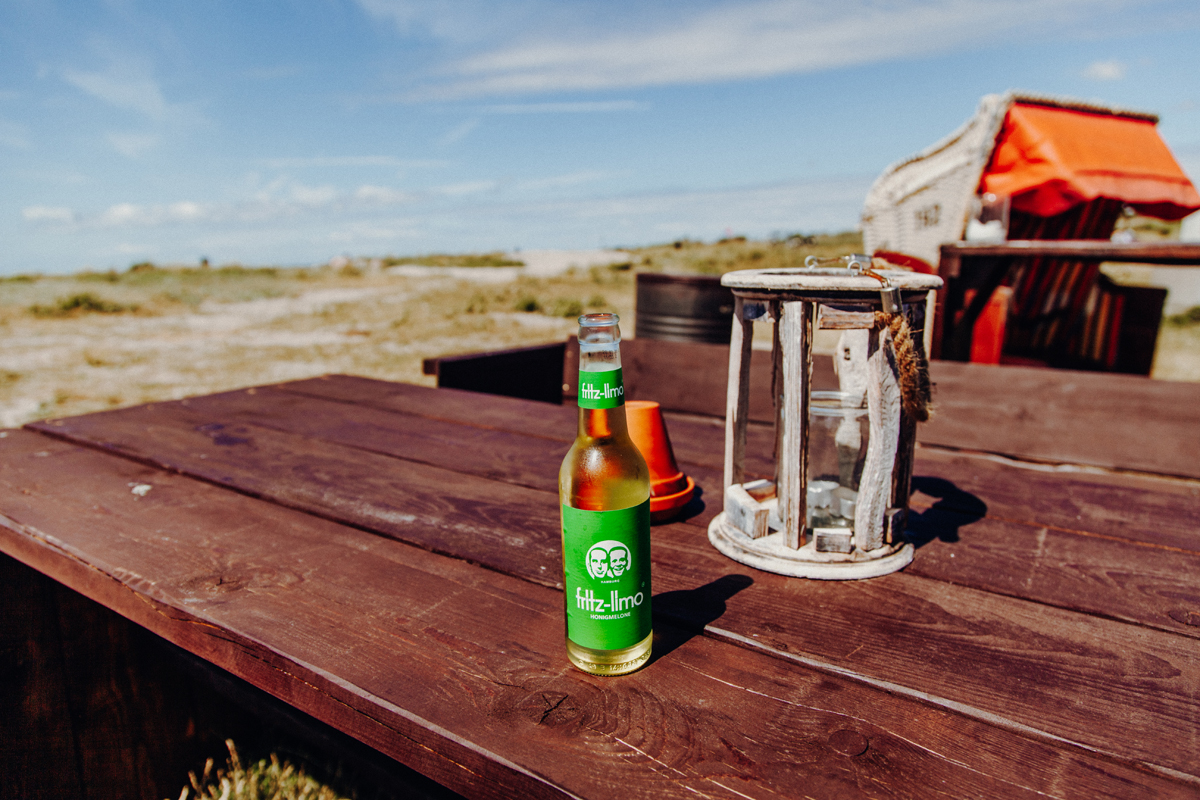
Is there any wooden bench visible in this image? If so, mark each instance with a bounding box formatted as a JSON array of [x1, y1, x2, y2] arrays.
[[935, 240, 1200, 373]]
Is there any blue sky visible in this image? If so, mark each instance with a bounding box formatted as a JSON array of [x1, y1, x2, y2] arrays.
[[3, 0, 1199, 274]]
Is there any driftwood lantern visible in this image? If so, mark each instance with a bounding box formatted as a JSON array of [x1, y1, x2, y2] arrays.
[[708, 256, 943, 579]]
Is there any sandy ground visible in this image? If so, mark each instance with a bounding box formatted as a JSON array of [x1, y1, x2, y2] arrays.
[[2, 244, 1196, 429], [0, 251, 638, 427]]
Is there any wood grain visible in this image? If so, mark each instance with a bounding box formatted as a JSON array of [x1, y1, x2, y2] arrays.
[[31, 381, 1200, 635], [942, 240, 1200, 264], [0, 553, 84, 799], [32, 395, 568, 590], [856, 324, 900, 550], [0, 431, 1192, 799], [25, 394, 1200, 782], [776, 301, 812, 547], [921, 361, 1200, 479], [722, 296, 753, 490]]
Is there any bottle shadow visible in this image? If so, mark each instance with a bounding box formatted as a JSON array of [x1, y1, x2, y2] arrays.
[[905, 476, 988, 548], [649, 573, 753, 665]]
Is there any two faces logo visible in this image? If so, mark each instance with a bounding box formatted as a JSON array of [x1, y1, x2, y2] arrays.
[[585, 540, 632, 580]]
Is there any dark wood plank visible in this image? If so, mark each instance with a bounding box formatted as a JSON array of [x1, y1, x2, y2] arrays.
[[649, 521, 1200, 784], [0, 430, 1191, 799], [0, 553, 84, 799], [32, 394, 569, 591], [25, 400, 1200, 783], [31, 384, 1200, 634], [1, 553, 386, 800], [278, 375, 581, 440], [430, 341, 567, 405], [942, 240, 1200, 265], [32, 383, 730, 529], [280, 363, 1200, 482], [908, 446, 1200, 554], [921, 361, 1200, 478]]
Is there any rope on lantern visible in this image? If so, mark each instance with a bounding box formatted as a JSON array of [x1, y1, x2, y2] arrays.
[[874, 311, 933, 422], [804, 252, 934, 421]]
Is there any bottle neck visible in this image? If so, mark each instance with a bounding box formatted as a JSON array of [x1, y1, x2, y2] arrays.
[[578, 405, 630, 440], [577, 340, 627, 439]]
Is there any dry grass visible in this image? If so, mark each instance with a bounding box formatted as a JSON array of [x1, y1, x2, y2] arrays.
[[2, 232, 1196, 429], [171, 740, 346, 800]]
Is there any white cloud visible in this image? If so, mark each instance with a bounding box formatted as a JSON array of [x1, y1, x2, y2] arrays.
[[354, 185, 415, 204], [62, 65, 171, 120], [99, 202, 155, 226], [356, 0, 538, 45], [1083, 59, 1126, 80], [518, 171, 610, 192], [33, 179, 415, 232], [22, 206, 78, 224], [263, 156, 448, 169], [289, 184, 340, 207], [60, 46, 203, 127], [407, 0, 1133, 98], [436, 180, 499, 196], [107, 132, 160, 157], [480, 101, 648, 114], [168, 201, 206, 221]]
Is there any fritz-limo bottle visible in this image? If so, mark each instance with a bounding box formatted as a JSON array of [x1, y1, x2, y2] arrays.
[[559, 313, 653, 675]]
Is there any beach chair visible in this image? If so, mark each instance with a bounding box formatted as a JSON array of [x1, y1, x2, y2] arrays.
[[862, 91, 1199, 372]]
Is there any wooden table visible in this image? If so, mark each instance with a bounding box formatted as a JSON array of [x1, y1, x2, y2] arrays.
[[3, 365, 1199, 798]]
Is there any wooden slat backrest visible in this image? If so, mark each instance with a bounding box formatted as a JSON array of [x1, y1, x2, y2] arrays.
[[425, 333, 1200, 477], [426, 341, 567, 404], [564, 336, 838, 420]]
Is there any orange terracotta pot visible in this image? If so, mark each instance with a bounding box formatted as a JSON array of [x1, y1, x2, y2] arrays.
[[624, 400, 696, 522]]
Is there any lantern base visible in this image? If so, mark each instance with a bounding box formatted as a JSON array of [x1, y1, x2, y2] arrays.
[[707, 512, 913, 580]]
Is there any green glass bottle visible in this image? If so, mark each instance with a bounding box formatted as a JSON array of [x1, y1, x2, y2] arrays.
[[559, 313, 653, 675]]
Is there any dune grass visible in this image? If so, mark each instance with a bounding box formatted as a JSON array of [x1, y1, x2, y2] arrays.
[[2, 231, 1196, 428], [169, 740, 346, 800]]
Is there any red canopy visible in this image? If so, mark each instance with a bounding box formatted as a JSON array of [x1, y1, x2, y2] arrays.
[[980, 102, 1200, 220]]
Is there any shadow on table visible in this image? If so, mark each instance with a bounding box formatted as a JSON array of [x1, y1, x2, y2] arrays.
[[656, 483, 707, 526], [650, 574, 754, 664], [905, 476, 988, 548]]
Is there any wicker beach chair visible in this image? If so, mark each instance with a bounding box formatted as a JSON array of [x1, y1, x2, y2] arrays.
[[862, 91, 1199, 372]]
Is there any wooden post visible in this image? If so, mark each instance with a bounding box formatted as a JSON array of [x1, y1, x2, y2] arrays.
[[777, 301, 813, 549], [723, 295, 754, 491], [932, 245, 960, 360], [855, 325, 901, 551], [771, 300, 783, 467]]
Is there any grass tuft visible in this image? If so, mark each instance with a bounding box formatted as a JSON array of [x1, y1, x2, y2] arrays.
[[548, 298, 584, 318], [513, 295, 541, 312], [1166, 305, 1200, 327], [30, 292, 136, 317], [383, 252, 524, 268], [171, 740, 347, 800]]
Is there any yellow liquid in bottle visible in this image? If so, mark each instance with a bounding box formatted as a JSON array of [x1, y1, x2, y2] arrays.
[[560, 402, 653, 675]]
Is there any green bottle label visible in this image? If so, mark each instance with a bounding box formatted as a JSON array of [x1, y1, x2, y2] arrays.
[[577, 367, 624, 409], [561, 500, 652, 650]]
